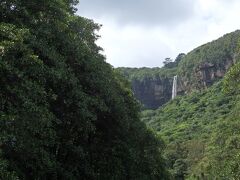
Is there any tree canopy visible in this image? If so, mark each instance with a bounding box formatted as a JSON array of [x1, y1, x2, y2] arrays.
[[0, 0, 169, 179]]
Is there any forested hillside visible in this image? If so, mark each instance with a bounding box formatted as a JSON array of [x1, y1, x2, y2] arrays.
[[118, 30, 240, 179], [118, 31, 240, 109], [139, 58, 240, 179], [142, 80, 240, 179], [0, 1, 169, 179]]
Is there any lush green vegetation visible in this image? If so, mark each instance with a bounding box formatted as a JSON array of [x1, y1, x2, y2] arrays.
[[224, 61, 240, 93], [2, 1, 240, 179], [114, 23, 240, 180], [141, 78, 240, 179], [178, 30, 240, 89], [0, 1, 169, 179], [116, 31, 240, 179], [135, 33, 240, 178], [116, 67, 177, 82]]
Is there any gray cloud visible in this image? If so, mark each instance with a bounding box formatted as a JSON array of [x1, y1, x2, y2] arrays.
[[78, 0, 195, 26], [76, 0, 240, 67]]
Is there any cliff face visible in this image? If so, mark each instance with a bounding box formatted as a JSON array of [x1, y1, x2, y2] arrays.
[[179, 59, 234, 92], [132, 77, 172, 109], [195, 60, 233, 87]]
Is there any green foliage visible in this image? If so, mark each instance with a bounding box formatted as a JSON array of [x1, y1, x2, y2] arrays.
[[116, 53, 185, 83], [141, 81, 240, 179], [224, 61, 240, 93], [0, 1, 169, 179], [116, 67, 177, 82], [178, 30, 240, 89]]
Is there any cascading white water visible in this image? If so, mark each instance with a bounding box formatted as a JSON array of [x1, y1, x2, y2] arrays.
[[172, 75, 177, 99]]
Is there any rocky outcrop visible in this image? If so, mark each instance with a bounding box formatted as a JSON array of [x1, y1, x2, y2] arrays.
[[195, 60, 233, 87], [178, 59, 234, 92]]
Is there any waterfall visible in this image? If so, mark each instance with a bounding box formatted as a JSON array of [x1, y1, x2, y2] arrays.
[[172, 75, 177, 99]]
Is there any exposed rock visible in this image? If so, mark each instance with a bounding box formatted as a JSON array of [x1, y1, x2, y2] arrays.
[[195, 60, 233, 88], [132, 77, 172, 109]]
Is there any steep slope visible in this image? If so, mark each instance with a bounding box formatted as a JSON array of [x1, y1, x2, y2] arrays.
[[118, 30, 240, 109], [141, 80, 240, 179], [178, 30, 240, 92]]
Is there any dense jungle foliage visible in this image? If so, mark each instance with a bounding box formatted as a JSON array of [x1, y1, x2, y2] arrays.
[[141, 78, 240, 179], [0, 0, 169, 179]]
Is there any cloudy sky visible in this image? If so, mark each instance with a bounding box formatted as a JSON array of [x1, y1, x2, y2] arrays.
[[77, 0, 240, 67]]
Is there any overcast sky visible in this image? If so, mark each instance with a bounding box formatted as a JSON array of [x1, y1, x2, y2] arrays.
[[77, 0, 240, 67]]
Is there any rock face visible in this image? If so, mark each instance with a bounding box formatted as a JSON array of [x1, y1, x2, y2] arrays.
[[196, 60, 233, 87], [179, 59, 234, 92], [132, 77, 173, 109]]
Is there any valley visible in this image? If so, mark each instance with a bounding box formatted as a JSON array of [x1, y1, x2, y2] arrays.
[[118, 30, 240, 179]]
